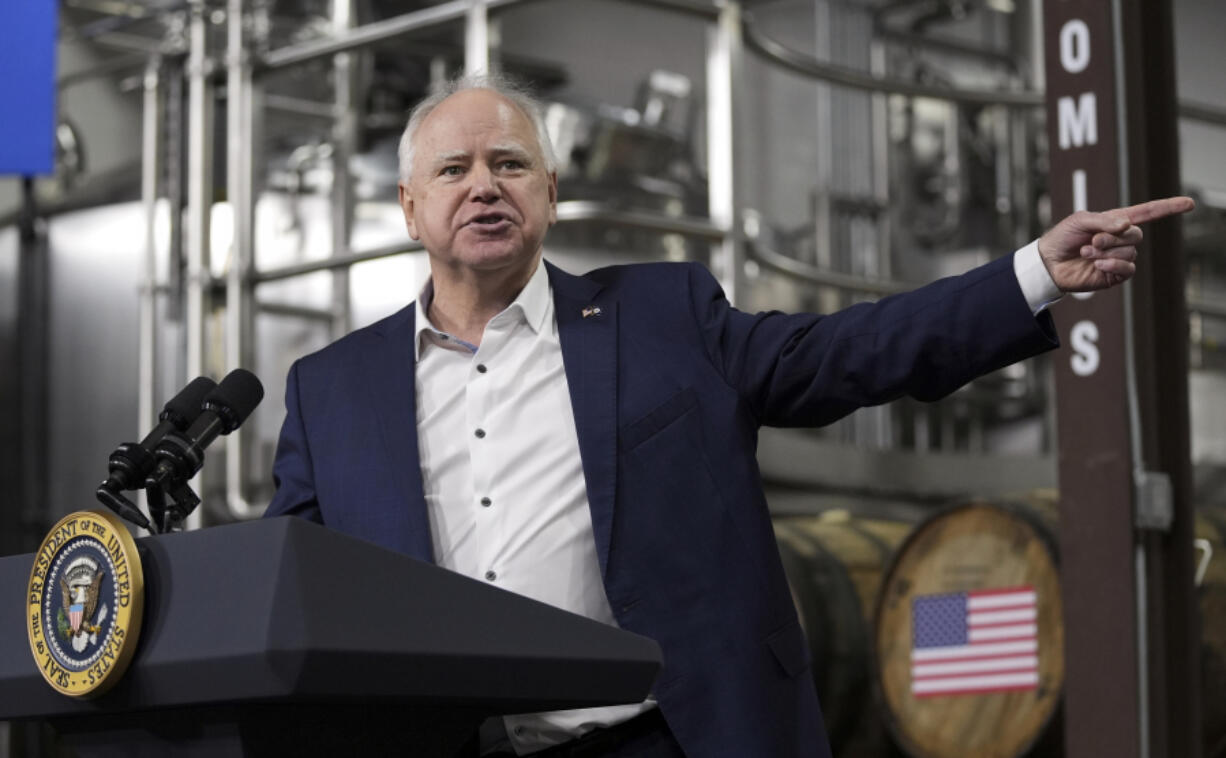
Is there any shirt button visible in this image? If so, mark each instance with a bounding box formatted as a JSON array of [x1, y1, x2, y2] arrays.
[[485, 570, 497, 581], [474, 428, 486, 438], [480, 497, 492, 507], [476, 364, 488, 373]]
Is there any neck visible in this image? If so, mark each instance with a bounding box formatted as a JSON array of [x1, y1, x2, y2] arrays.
[[425, 255, 539, 345]]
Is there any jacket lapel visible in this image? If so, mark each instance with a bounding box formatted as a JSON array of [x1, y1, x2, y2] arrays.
[[547, 261, 618, 578], [361, 304, 435, 563]]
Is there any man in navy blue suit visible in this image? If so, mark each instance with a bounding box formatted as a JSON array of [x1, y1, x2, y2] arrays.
[[265, 74, 1192, 757]]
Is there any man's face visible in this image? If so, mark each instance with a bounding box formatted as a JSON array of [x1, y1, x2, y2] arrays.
[[398, 89, 557, 277]]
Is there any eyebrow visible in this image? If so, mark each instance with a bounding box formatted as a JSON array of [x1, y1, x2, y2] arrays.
[[489, 143, 532, 159], [426, 143, 536, 174], [433, 150, 470, 165]]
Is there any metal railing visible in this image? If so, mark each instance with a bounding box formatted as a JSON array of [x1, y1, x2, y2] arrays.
[[137, 0, 1223, 524]]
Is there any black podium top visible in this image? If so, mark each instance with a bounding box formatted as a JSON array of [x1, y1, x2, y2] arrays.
[[0, 517, 661, 719]]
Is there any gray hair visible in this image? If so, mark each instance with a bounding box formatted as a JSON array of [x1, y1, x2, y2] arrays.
[[397, 72, 558, 185]]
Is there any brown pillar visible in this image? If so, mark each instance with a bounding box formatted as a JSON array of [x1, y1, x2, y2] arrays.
[[1044, 1, 1197, 756]]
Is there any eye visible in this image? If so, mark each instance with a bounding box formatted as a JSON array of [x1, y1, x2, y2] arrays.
[[499, 159, 525, 171], [440, 165, 464, 177]]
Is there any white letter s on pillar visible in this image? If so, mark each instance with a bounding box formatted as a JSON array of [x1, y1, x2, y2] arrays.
[[1070, 320, 1100, 376]]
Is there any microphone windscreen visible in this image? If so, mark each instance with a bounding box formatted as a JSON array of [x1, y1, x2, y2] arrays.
[[161, 376, 218, 428], [207, 369, 265, 432]]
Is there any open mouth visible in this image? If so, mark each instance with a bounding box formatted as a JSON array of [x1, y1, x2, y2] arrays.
[[465, 210, 510, 225], [467, 213, 512, 231]]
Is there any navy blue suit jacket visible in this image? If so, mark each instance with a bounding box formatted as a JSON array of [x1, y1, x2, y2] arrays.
[[266, 254, 1058, 757]]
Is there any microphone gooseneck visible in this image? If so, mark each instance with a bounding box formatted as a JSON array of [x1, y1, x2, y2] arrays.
[[144, 369, 265, 532], [101, 376, 217, 493], [95, 370, 264, 535]]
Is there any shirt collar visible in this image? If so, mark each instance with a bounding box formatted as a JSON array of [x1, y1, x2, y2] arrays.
[[413, 257, 551, 361]]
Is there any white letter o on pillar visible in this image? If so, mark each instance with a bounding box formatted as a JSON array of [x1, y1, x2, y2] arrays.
[[1061, 19, 1091, 73]]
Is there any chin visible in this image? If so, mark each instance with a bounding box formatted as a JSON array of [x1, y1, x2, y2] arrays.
[[458, 249, 535, 272], [457, 241, 540, 270]]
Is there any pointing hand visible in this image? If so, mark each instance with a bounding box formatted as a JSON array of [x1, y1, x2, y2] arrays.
[[1038, 196, 1195, 292]]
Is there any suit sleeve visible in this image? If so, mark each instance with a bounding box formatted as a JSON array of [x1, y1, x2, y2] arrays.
[[264, 359, 323, 522], [686, 255, 1059, 428]]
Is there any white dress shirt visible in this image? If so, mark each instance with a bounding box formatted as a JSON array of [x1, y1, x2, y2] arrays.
[[414, 259, 655, 755], [1014, 239, 1064, 313], [412, 245, 1060, 755]]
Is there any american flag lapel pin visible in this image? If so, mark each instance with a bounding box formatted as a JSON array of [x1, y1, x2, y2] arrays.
[[582, 305, 602, 318]]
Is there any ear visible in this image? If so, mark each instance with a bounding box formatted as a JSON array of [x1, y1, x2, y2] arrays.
[[398, 182, 419, 240], [547, 171, 558, 226]]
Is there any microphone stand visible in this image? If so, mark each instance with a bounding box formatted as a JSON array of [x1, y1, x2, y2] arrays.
[[144, 470, 201, 534], [95, 370, 263, 534], [96, 437, 202, 534], [95, 483, 153, 533], [94, 376, 219, 535], [96, 439, 161, 532], [95, 459, 203, 535]]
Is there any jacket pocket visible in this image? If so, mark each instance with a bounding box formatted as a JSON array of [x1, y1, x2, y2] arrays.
[[765, 618, 812, 678], [620, 387, 698, 451]]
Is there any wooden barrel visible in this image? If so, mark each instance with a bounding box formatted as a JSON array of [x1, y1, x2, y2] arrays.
[[773, 509, 913, 755], [874, 495, 1064, 758]]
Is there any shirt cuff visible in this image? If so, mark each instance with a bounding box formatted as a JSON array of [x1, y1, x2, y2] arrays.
[[1013, 239, 1063, 315]]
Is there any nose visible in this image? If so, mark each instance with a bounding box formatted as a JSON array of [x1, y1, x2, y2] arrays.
[[467, 161, 501, 202]]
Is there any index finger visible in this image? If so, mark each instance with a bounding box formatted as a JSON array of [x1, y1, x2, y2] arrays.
[[1121, 196, 1196, 224]]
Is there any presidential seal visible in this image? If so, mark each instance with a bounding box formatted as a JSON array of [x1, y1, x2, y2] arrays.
[[26, 509, 144, 697]]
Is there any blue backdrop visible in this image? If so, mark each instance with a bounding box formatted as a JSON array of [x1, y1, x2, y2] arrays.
[[0, 0, 57, 176]]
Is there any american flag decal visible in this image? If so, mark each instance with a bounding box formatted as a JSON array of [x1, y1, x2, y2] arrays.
[[910, 585, 1039, 697]]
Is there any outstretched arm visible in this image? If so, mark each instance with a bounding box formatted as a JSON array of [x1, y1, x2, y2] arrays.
[[1038, 196, 1195, 292]]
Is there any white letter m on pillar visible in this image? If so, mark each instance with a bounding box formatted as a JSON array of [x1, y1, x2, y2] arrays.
[[1059, 93, 1098, 149]]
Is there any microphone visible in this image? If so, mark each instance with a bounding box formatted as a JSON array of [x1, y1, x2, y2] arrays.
[[101, 376, 218, 492], [147, 368, 265, 489]]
